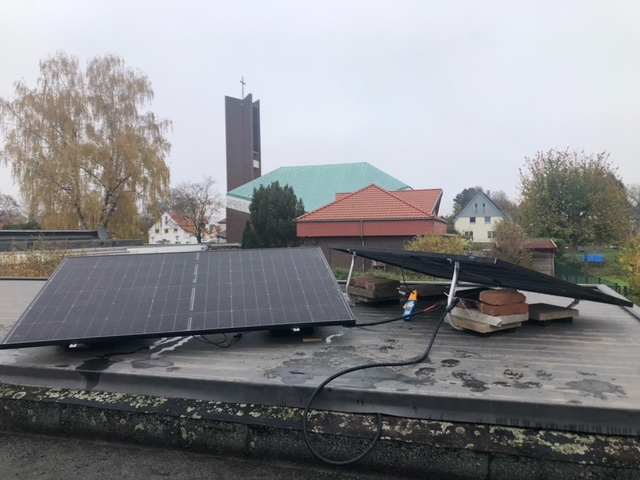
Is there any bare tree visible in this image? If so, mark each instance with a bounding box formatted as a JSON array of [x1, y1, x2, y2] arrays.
[[173, 176, 224, 243], [0, 192, 22, 225], [0, 52, 171, 238]]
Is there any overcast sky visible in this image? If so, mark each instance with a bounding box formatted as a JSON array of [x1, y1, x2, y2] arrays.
[[1, 0, 639, 216]]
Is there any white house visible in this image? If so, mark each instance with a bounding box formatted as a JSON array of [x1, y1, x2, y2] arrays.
[[453, 191, 504, 242], [148, 212, 200, 245]]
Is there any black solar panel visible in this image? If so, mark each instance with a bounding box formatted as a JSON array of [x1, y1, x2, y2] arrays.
[[1, 248, 354, 349], [330, 245, 633, 307]]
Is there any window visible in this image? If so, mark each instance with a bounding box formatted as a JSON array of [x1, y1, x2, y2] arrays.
[[155, 228, 159, 234], [487, 231, 494, 239], [174, 228, 178, 233], [474, 203, 478, 213], [470, 217, 476, 224], [484, 216, 491, 223], [482, 202, 486, 212], [164, 228, 169, 234], [164, 216, 169, 225]]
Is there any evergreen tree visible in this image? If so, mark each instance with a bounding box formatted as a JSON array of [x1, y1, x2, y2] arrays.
[[248, 181, 305, 248], [241, 221, 260, 249]]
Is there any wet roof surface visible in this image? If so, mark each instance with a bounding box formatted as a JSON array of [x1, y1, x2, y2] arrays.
[[1, 279, 639, 437]]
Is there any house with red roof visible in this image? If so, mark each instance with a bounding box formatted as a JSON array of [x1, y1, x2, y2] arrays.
[[297, 184, 447, 269], [148, 211, 201, 244]]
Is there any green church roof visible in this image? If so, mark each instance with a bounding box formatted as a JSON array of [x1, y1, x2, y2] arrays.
[[227, 162, 411, 212]]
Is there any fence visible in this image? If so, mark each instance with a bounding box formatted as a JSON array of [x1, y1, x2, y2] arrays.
[[554, 262, 635, 298]]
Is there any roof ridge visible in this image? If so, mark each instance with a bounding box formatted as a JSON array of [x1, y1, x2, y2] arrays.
[[272, 161, 370, 172], [297, 183, 382, 220], [453, 191, 504, 221], [298, 184, 440, 221]]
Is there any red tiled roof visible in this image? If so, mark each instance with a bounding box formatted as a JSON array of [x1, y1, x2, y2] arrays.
[[392, 189, 442, 215], [298, 184, 443, 222], [167, 211, 198, 235]]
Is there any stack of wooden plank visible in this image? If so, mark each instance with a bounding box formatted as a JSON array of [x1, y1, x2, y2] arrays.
[[450, 288, 528, 333], [347, 276, 400, 303]]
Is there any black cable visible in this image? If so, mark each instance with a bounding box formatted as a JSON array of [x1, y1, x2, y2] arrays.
[[302, 298, 459, 465], [349, 300, 444, 328], [193, 333, 242, 348]]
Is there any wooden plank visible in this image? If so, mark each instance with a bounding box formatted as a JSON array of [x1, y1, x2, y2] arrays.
[[451, 306, 528, 327], [348, 286, 400, 300], [350, 276, 400, 291]]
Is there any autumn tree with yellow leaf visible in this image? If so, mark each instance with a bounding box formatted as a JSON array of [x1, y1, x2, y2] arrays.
[[405, 234, 469, 255], [0, 52, 171, 238], [620, 239, 640, 300]]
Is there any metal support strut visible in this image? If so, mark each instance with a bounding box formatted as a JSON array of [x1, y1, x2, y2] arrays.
[[446, 261, 465, 331], [344, 251, 357, 305]]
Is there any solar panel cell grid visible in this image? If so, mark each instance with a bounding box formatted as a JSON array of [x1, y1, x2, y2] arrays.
[[1, 248, 355, 349]]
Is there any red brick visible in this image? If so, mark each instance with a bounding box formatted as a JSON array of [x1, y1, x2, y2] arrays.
[[479, 288, 526, 306], [478, 302, 529, 316]]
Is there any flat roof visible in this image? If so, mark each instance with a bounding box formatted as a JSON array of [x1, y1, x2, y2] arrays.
[[0, 279, 639, 437]]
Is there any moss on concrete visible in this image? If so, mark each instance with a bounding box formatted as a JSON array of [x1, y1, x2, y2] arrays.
[[0, 382, 638, 479]]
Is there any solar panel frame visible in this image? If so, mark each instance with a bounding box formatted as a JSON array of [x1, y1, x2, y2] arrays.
[[1, 247, 355, 349], [330, 245, 633, 307]]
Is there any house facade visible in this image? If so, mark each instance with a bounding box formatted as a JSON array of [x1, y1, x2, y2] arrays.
[[453, 191, 504, 242], [148, 212, 200, 245], [297, 184, 447, 270]]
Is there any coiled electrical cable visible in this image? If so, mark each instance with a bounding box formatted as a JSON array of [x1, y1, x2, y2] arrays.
[[302, 298, 460, 465]]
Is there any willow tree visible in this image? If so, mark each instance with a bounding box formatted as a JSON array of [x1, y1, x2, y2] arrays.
[[0, 52, 171, 238]]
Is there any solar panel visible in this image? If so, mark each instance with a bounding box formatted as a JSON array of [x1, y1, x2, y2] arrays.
[[1, 247, 355, 349], [330, 245, 633, 307]]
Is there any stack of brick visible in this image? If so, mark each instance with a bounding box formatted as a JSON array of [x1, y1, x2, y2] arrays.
[[450, 288, 529, 333]]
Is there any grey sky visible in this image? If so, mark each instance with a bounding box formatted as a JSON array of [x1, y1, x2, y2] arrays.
[[1, 0, 639, 216]]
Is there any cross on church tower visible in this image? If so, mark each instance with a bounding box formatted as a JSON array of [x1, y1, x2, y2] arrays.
[[240, 77, 246, 98]]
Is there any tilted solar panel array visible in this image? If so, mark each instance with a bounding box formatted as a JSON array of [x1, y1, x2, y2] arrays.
[[330, 245, 633, 307], [1, 248, 354, 349]]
